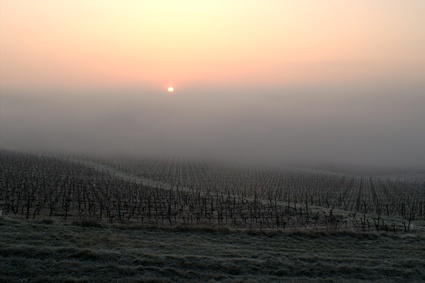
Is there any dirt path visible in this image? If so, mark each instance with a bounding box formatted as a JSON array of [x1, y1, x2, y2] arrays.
[[53, 155, 179, 191]]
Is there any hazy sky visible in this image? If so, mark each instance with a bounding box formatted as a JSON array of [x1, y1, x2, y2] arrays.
[[1, 1, 425, 168]]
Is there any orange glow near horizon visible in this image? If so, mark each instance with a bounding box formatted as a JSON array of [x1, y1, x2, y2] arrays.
[[0, 1, 424, 90]]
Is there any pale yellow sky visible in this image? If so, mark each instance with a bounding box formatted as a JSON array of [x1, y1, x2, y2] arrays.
[[0, 0, 424, 90]]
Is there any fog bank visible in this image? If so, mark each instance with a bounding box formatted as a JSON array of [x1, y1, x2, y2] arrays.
[[1, 84, 425, 169]]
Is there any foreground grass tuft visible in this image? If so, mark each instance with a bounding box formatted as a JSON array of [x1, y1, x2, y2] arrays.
[[72, 219, 104, 229]]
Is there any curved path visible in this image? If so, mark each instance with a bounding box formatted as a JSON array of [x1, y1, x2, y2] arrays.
[[45, 154, 188, 192]]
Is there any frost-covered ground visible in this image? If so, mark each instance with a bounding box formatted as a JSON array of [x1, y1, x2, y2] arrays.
[[1, 218, 424, 282]]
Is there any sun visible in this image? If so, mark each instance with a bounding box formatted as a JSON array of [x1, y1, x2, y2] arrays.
[[167, 86, 174, 93]]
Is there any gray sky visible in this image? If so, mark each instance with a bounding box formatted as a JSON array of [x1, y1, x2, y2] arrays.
[[1, 82, 424, 169]]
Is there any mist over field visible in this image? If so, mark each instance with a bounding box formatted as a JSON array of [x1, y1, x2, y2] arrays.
[[1, 82, 425, 169], [2, 2, 425, 282]]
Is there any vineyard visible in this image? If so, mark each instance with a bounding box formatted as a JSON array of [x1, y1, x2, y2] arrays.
[[1, 149, 425, 234]]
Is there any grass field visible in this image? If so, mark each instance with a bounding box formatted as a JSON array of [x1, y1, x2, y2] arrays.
[[1, 217, 425, 282]]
